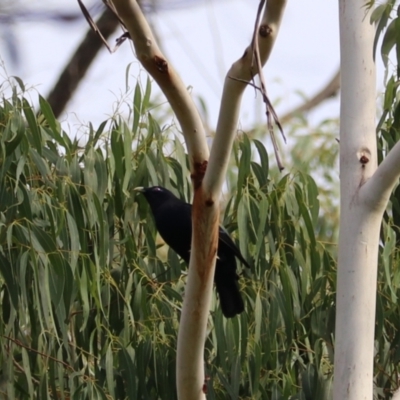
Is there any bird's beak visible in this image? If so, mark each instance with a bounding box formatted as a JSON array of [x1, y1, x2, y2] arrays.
[[133, 187, 145, 193]]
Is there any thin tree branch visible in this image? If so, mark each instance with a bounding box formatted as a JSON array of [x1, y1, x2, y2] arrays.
[[280, 68, 340, 124], [362, 139, 400, 209], [2, 335, 75, 372], [111, 0, 209, 183], [249, 0, 286, 170], [204, 0, 287, 196]]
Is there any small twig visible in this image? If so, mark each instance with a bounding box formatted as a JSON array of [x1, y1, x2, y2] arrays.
[[280, 69, 340, 123], [13, 358, 41, 385], [102, 0, 126, 28], [2, 335, 75, 372], [229, 73, 285, 171], [249, 0, 285, 171], [77, 0, 130, 53], [77, 0, 112, 53]]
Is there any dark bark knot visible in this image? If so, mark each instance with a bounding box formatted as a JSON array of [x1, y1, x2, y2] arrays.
[[202, 376, 210, 394], [205, 198, 214, 207], [259, 24, 272, 37], [154, 56, 168, 73], [358, 148, 371, 169]]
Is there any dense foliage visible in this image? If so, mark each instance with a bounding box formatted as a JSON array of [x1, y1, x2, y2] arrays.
[[0, 78, 398, 399]]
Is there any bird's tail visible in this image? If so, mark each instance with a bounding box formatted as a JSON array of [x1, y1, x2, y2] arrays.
[[214, 271, 244, 318]]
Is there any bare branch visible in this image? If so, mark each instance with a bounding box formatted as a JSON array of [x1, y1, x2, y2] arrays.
[[109, 3, 214, 399], [249, 0, 285, 170], [204, 0, 288, 197], [362, 139, 400, 209], [280, 68, 340, 124], [111, 0, 209, 183], [77, 0, 114, 53]]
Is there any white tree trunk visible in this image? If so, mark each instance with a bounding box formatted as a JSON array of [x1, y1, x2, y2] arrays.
[[333, 1, 400, 398], [111, 1, 287, 398], [178, 2, 287, 398]]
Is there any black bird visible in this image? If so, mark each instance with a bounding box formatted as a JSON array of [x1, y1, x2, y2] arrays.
[[135, 186, 250, 318]]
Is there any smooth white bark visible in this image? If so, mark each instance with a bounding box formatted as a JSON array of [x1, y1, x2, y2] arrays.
[[204, 0, 287, 196], [110, 3, 213, 400], [363, 138, 400, 207], [333, 1, 400, 399], [176, 190, 218, 400], [179, 2, 287, 399]]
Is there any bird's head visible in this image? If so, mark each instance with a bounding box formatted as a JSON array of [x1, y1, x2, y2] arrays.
[[134, 186, 178, 212]]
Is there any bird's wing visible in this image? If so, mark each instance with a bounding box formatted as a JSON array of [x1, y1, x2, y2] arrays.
[[154, 201, 192, 264], [218, 225, 251, 269]]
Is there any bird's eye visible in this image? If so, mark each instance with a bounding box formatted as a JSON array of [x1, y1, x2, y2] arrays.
[[154, 187, 162, 191]]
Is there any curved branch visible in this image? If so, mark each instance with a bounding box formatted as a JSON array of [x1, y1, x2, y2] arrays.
[[362, 139, 400, 209], [204, 0, 287, 197], [111, 0, 209, 181], [280, 68, 340, 124], [110, 2, 213, 400]]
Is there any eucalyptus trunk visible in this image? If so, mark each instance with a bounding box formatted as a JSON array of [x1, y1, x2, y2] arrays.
[[334, 1, 400, 398]]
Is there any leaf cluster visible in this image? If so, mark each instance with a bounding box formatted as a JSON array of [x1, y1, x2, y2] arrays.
[[0, 77, 398, 399]]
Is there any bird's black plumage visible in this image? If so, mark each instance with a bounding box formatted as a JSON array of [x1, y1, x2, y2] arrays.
[[136, 186, 250, 318]]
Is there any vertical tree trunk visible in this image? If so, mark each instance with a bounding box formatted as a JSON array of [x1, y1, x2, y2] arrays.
[[110, 2, 286, 399], [333, 1, 378, 399]]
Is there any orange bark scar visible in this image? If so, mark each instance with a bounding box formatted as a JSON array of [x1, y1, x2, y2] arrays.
[[191, 160, 208, 190], [192, 188, 218, 286]]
